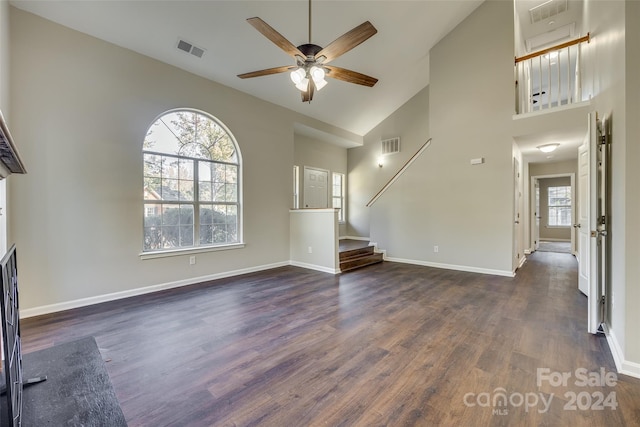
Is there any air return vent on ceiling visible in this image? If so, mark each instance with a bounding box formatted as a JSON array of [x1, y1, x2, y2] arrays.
[[529, 0, 568, 24], [176, 39, 205, 58], [381, 137, 400, 155]]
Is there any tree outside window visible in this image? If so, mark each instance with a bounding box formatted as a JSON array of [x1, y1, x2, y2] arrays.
[[143, 110, 241, 252]]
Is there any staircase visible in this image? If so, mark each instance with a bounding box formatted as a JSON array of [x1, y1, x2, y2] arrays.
[[339, 241, 384, 272]]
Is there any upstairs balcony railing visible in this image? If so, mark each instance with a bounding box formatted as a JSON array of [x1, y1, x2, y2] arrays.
[[515, 33, 590, 115]]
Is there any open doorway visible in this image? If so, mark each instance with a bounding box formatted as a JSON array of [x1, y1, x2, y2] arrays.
[[531, 174, 575, 254]]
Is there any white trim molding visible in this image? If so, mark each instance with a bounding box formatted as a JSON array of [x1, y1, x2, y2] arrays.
[[289, 260, 341, 275], [606, 327, 640, 379], [20, 261, 289, 319], [384, 257, 515, 277]]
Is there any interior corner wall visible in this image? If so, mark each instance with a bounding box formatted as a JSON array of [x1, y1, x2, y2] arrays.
[[425, 0, 514, 273], [624, 0, 640, 368], [346, 86, 429, 240], [7, 8, 345, 312]]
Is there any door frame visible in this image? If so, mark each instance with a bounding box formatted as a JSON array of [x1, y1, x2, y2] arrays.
[[529, 173, 576, 255]]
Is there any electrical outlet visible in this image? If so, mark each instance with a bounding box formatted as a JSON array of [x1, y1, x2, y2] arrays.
[[189, 256, 196, 265], [308, 246, 313, 254], [434, 246, 439, 253]]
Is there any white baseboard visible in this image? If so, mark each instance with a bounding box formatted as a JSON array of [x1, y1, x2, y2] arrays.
[[518, 255, 527, 270], [289, 260, 340, 275], [524, 249, 532, 255], [384, 256, 515, 277], [606, 327, 640, 379], [539, 238, 571, 242], [20, 261, 290, 319]]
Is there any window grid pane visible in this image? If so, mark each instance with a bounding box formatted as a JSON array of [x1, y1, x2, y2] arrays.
[[143, 110, 240, 253], [548, 186, 571, 226], [332, 172, 345, 222]]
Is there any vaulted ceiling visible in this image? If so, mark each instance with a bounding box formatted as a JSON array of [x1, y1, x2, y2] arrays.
[[10, 0, 483, 137]]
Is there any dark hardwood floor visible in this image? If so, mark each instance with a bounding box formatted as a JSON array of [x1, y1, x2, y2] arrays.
[[21, 252, 640, 426]]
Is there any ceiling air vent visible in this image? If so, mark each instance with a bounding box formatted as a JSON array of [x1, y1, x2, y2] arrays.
[[381, 137, 400, 155], [529, 0, 568, 24], [176, 39, 205, 58]]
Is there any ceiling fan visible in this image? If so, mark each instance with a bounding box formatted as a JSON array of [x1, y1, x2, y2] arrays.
[[237, 0, 378, 103]]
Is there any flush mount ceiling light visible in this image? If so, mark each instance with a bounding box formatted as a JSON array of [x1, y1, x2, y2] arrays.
[[537, 143, 560, 153], [237, 0, 378, 103]]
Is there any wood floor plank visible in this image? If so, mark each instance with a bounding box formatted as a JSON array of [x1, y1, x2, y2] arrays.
[[20, 252, 640, 426]]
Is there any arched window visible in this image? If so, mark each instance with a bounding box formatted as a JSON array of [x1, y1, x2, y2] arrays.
[[142, 109, 241, 253]]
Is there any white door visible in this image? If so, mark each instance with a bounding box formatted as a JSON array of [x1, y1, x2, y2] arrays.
[[303, 167, 328, 208], [577, 112, 601, 334], [577, 142, 590, 296]]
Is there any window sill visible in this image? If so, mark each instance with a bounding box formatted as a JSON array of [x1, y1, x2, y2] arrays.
[[139, 243, 245, 260]]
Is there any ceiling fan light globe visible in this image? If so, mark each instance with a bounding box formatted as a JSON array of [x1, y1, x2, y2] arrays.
[[290, 68, 306, 84], [295, 78, 310, 92], [310, 66, 325, 82], [314, 78, 327, 91]]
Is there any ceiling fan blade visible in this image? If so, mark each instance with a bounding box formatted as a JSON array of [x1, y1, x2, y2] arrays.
[[247, 17, 306, 59], [324, 66, 378, 87], [315, 21, 377, 63], [237, 66, 294, 79]]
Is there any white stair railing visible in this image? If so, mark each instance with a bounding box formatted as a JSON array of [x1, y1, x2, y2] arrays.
[[515, 34, 589, 114]]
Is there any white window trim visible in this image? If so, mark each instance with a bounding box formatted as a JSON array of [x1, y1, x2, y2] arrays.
[[139, 242, 245, 260], [547, 185, 572, 228], [332, 172, 346, 224], [142, 108, 243, 254]]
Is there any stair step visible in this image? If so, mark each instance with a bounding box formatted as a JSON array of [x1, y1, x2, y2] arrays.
[[339, 245, 375, 261], [340, 252, 384, 272]]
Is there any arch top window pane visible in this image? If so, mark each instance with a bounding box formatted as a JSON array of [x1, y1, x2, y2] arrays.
[[142, 109, 241, 253], [144, 110, 238, 163]]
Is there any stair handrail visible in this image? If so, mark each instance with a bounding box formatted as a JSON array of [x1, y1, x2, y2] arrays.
[[515, 33, 590, 64], [366, 138, 432, 207]]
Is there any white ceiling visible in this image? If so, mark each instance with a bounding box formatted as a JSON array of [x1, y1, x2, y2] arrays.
[[10, 0, 483, 137], [514, 125, 586, 163]]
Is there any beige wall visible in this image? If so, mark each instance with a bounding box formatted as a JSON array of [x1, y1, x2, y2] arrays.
[[290, 209, 339, 273], [7, 8, 345, 312], [0, 0, 9, 256], [348, 1, 515, 276], [347, 86, 429, 240], [425, 0, 515, 274], [582, 0, 640, 374], [293, 134, 347, 235], [0, 0, 8, 116], [624, 0, 640, 369]]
